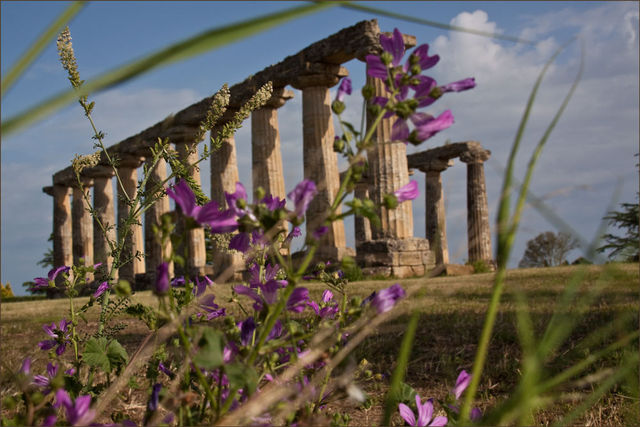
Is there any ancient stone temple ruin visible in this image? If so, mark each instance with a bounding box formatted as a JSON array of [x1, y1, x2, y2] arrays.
[[43, 20, 493, 288]]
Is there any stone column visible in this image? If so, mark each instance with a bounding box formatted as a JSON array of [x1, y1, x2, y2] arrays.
[[460, 149, 493, 265], [45, 185, 73, 285], [210, 128, 244, 280], [117, 155, 145, 283], [251, 88, 293, 201], [91, 167, 116, 281], [421, 159, 453, 265], [145, 155, 173, 280], [174, 139, 206, 277], [72, 178, 94, 281], [292, 68, 351, 261], [354, 180, 372, 250], [365, 73, 414, 240]]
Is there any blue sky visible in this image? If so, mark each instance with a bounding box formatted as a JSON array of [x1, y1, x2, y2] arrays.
[[2, 1, 638, 295]]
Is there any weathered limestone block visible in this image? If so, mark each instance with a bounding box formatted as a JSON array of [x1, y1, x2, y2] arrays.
[[357, 237, 434, 278], [117, 155, 145, 283], [49, 185, 73, 286], [460, 149, 493, 265], [72, 178, 94, 281]]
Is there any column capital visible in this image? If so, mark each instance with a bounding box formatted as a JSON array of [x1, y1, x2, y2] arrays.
[[43, 186, 54, 197], [460, 149, 490, 164], [117, 153, 145, 168], [262, 87, 294, 109], [290, 63, 349, 89], [84, 165, 116, 179]]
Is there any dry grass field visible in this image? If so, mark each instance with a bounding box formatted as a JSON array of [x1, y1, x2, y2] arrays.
[[1, 263, 638, 425]]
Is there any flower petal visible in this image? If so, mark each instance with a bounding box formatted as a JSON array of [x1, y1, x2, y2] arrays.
[[398, 403, 416, 426]]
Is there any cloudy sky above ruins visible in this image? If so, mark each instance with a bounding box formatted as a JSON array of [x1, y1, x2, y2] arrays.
[[2, 1, 638, 294]]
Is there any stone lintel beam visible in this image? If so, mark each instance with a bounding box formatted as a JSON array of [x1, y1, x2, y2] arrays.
[[51, 19, 403, 181], [290, 63, 349, 90], [407, 141, 486, 169], [416, 158, 454, 173], [43, 186, 54, 196], [263, 87, 294, 109]]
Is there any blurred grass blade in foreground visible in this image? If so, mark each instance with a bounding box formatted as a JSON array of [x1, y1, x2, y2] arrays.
[[1, 2, 334, 138]]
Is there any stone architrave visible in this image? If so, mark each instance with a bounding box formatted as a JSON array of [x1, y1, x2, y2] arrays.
[[251, 88, 293, 201], [210, 129, 244, 281], [174, 139, 206, 277], [91, 166, 117, 281], [365, 73, 414, 240], [292, 68, 350, 261], [421, 159, 453, 265], [117, 155, 145, 283], [72, 178, 94, 281], [460, 149, 493, 265], [145, 156, 173, 280], [51, 185, 73, 283]]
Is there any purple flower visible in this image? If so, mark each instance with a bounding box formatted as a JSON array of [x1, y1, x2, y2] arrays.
[[287, 287, 309, 313], [193, 275, 213, 297], [391, 110, 454, 145], [261, 194, 286, 211], [410, 44, 440, 72], [155, 262, 170, 295], [33, 362, 58, 391], [234, 284, 263, 311], [287, 180, 317, 218], [398, 395, 447, 426], [312, 226, 329, 240], [166, 179, 199, 218], [453, 370, 471, 400], [366, 28, 406, 79], [92, 281, 109, 299], [413, 76, 475, 108], [322, 289, 333, 302], [441, 77, 476, 93], [370, 284, 406, 314], [54, 389, 95, 426], [394, 180, 419, 203], [239, 317, 256, 346], [38, 319, 71, 356], [33, 266, 70, 289], [284, 226, 301, 244], [198, 294, 226, 320], [158, 362, 175, 379], [229, 232, 251, 253], [336, 78, 352, 102], [148, 383, 162, 412], [20, 357, 31, 375], [225, 182, 249, 217]]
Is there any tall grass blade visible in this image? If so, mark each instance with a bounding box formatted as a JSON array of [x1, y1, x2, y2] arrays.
[[1, 1, 85, 97], [338, 2, 534, 45], [459, 38, 579, 423], [1, 2, 334, 137], [382, 309, 420, 425]]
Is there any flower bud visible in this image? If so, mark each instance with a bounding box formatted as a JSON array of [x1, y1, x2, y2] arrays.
[[115, 280, 132, 297], [361, 84, 375, 100], [382, 194, 399, 210], [254, 186, 266, 201], [333, 137, 345, 153], [331, 100, 346, 115], [380, 51, 393, 66], [411, 64, 421, 75], [367, 103, 382, 117]]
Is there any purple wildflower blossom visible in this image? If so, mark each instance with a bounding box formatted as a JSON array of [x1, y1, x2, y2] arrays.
[[261, 194, 286, 211], [453, 370, 471, 400], [225, 182, 249, 217], [370, 284, 406, 314], [54, 389, 95, 426], [312, 226, 329, 240], [234, 284, 263, 311], [148, 383, 162, 412], [155, 262, 170, 295], [398, 395, 447, 426], [38, 319, 71, 356], [171, 276, 185, 287], [239, 317, 256, 346], [33, 266, 70, 289], [92, 281, 109, 299], [366, 28, 406, 79], [287, 287, 309, 313], [410, 44, 440, 72], [198, 294, 226, 320], [229, 232, 251, 253], [33, 362, 58, 390], [166, 179, 199, 218], [158, 362, 175, 379], [193, 275, 213, 297], [394, 180, 419, 203], [20, 358, 31, 375], [284, 226, 302, 244], [287, 180, 317, 218], [336, 77, 352, 102]]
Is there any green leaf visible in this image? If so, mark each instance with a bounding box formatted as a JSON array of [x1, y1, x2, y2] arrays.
[[107, 339, 129, 372], [225, 363, 258, 395], [193, 329, 224, 369], [2, 2, 335, 137], [82, 337, 110, 372]]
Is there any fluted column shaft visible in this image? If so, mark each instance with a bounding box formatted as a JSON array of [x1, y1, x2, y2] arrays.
[[354, 181, 371, 249], [118, 159, 145, 282], [300, 85, 346, 254], [210, 131, 244, 279], [251, 107, 286, 200], [72, 179, 94, 281], [145, 156, 173, 279], [366, 74, 414, 239], [53, 185, 73, 275], [93, 173, 116, 280], [175, 142, 206, 276], [461, 151, 492, 264], [425, 170, 450, 265]]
